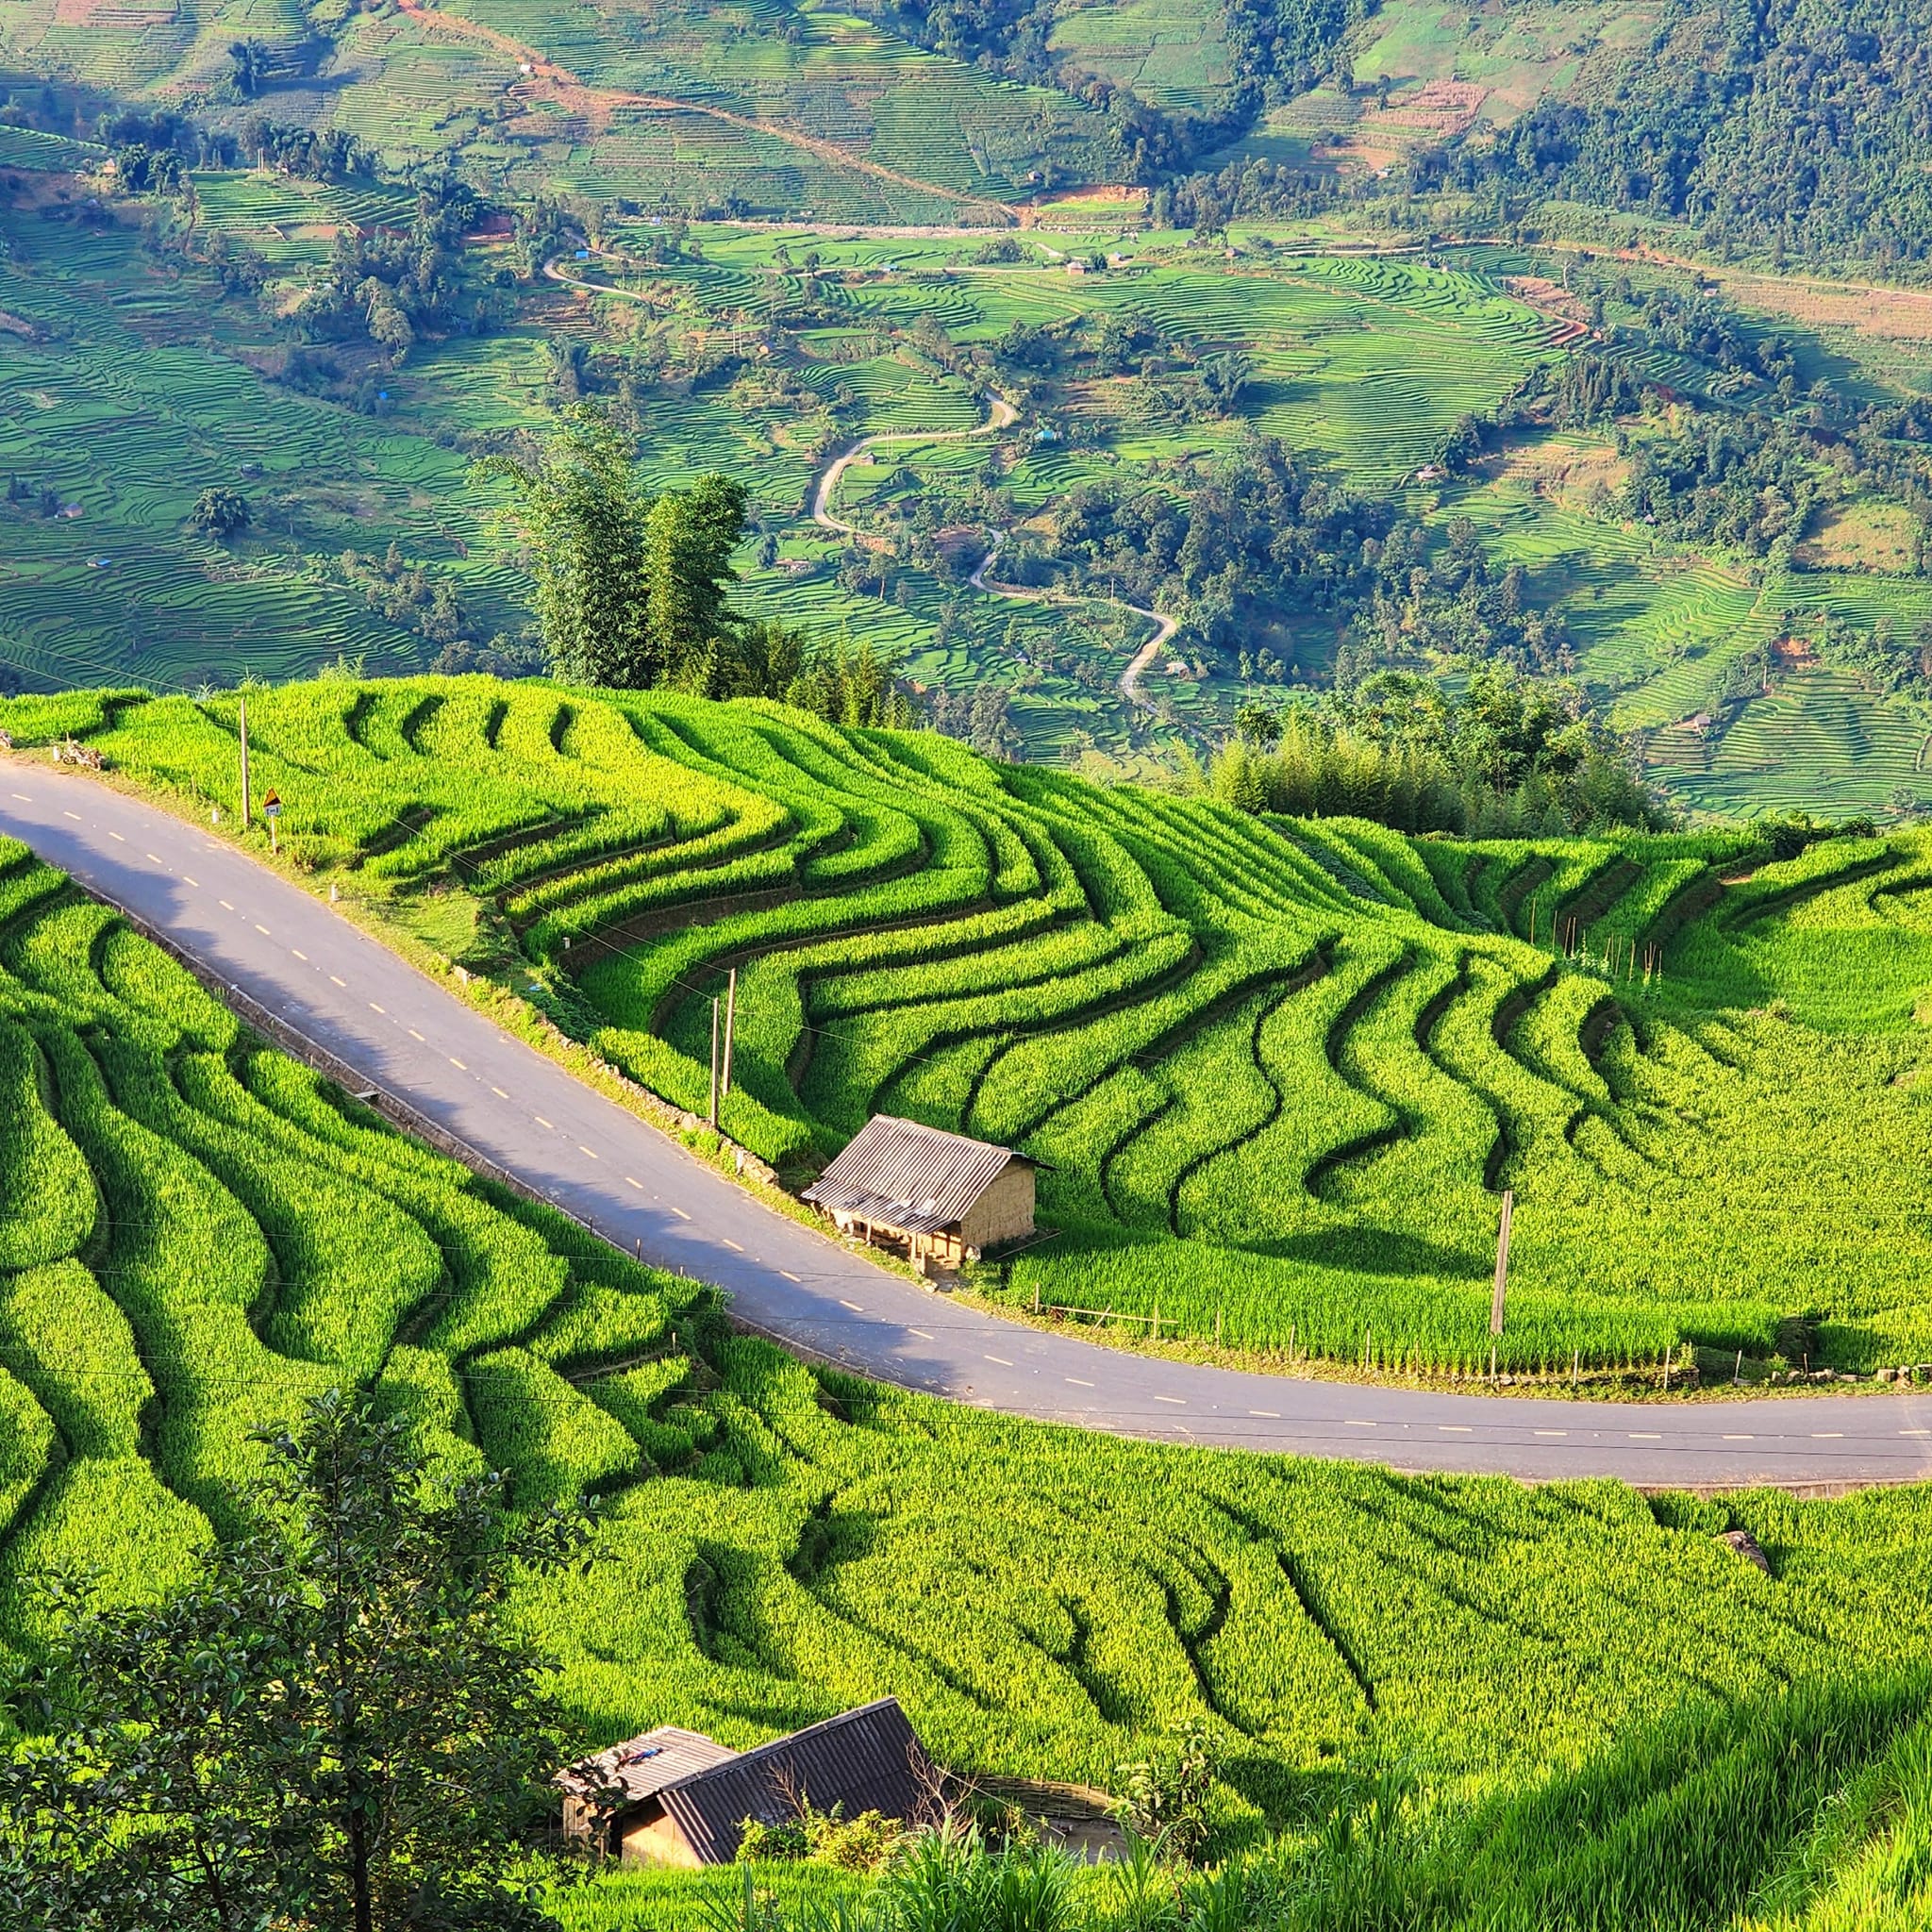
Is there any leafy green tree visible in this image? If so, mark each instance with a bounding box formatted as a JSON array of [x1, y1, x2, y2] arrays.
[[0, 1391, 595, 1932], [476, 407, 749, 691], [644, 472, 749, 691], [189, 487, 251, 541], [475, 407, 650, 687]]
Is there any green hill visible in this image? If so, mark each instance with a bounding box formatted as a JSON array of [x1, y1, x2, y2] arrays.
[[12, 673, 1932, 1376], [0, 813, 1928, 1924]]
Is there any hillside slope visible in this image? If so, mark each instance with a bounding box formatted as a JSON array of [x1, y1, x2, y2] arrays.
[[9, 675, 1932, 1375], [0, 829, 1928, 1913]]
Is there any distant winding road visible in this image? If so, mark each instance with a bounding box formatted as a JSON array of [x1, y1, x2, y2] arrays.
[[809, 399, 1178, 710], [8, 770, 1926, 1487]]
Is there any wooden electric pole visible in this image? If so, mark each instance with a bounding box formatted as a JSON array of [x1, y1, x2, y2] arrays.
[[1491, 1188, 1514, 1337], [722, 967, 737, 1098], [708, 996, 721, 1129], [238, 694, 251, 828]]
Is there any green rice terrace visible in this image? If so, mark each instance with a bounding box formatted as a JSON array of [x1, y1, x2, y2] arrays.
[[12, 672, 1932, 1382], [0, 808, 1931, 1928]]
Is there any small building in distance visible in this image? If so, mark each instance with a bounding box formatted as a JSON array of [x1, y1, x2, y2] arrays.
[[801, 1114, 1039, 1273], [559, 1698, 939, 1867]]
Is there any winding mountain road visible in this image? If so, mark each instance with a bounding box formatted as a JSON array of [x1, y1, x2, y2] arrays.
[[4, 769, 1928, 1488], [810, 401, 1177, 710]]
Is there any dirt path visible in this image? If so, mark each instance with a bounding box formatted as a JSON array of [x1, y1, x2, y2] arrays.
[[394, 0, 1014, 221], [809, 395, 1018, 534], [968, 533, 1178, 710]]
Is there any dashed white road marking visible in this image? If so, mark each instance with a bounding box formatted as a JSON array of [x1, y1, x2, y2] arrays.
[[220, 900, 235, 911], [624, 1174, 642, 1189], [368, 1002, 384, 1013], [449, 1057, 466, 1070], [10, 793, 30, 802], [669, 1206, 691, 1221], [1629, 1432, 1663, 1441], [533, 1114, 555, 1129], [984, 1354, 1013, 1367], [329, 974, 346, 987], [578, 1144, 598, 1158], [62, 810, 80, 821], [1535, 1429, 1569, 1438], [108, 830, 125, 841], [840, 1298, 863, 1312], [407, 1027, 425, 1041], [1345, 1419, 1376, 1427], [493, 1086, 510, 1099], [291, 948, 307, 961], [1248, 1408, 1280, 1418], [908, 1327, 935, 1341], [182, 875, 198, 887], [1903, 1428, 1932, 1437], [1154, 1394, 1186, 1406], [1812, 1432, 1844, 1440], [1439, 1424, 1473, 1433], [781, 1270, 801, 1282], [255, 924, 271, 935], [1724, 1433, 1754, 1441], [145, 853, 162, 864], [1065, 1376, 1094, 1388], [722, 1238, 743, 1252]]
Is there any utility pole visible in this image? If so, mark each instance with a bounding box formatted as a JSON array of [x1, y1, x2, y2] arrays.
[[708, 997, 721, 1129], [1490, 1188, 1514, 1338], [722, 967, 737, 1098], [238, 694, 251, 828]]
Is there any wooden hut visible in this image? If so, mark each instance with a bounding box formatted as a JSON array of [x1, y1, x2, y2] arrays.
[[801, 1115, 1039, 1273], [559, 1699, 939, 1867]]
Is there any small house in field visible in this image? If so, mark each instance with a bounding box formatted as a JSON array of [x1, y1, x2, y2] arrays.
[[802, 1115, 1039, 1273], [559, 1698, 939, 1867]]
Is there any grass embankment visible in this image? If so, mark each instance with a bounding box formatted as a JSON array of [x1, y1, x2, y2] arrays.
[[8, 675, 1932, 1379]]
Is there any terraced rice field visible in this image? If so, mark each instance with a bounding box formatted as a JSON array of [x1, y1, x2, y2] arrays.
[[17, 675, 1932, 1375], [3, 821, 1930, 1896]]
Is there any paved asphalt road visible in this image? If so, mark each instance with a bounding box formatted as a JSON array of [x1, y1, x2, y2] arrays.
[[3, 767, 1928, 1488]]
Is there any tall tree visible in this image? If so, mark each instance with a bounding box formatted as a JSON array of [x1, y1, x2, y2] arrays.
[[477, 407, 748, 691], [475, 406, 650, 687], [643, 472, 749, 691], [0, 1391, 595, 1932]]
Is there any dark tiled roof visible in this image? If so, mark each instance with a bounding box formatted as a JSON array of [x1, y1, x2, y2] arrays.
[[660, 1698, 938, 1864], [802, 1115, 1032, 1235], [558, 1725, 741, 1805]]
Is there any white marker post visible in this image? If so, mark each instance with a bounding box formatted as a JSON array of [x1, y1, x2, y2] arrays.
[[1491, 1189, 1514, 1339]]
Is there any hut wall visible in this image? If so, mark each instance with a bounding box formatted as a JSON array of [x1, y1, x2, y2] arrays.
[[621, 1807, 705, 1868], [959, 1163, 1035, 1253]]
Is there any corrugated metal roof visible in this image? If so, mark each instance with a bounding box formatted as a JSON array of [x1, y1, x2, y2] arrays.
[[660, 1698, 938, 1864], [802, 1116, 1030, 1235], [558, 1725, 741, 1806]]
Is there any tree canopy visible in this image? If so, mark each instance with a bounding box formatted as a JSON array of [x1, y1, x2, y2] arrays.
[[0, 1391, 594, 1932]]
